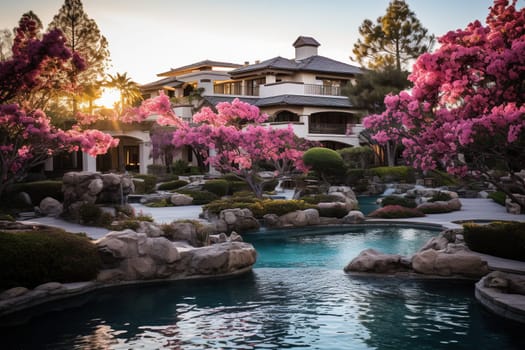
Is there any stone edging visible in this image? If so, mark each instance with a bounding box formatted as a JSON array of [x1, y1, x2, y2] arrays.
[[475, 275, 525, 324], [0, 266, 254, 318]]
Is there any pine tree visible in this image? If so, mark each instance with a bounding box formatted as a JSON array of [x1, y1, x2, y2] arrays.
[[48, 0, 110, 92], [352, 0, 434, 71]]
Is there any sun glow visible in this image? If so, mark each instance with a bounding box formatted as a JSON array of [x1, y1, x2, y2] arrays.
[[96, 88, 121, 109]]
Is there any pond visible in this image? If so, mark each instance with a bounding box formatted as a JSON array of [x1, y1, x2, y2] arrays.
[[0, 225, 523, 349]]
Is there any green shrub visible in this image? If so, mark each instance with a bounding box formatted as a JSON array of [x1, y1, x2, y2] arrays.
[[79, 203, 103, 225], [346, 168, 366, 186], [172, 160, 190, 175], [428, 192, 453, 202], [463, 222, 525, 261], [133, 174, 158, 194], [157, 179, 189, 191], [176, 190, 219, 205], [144, 198, 170, 207], [338, 146, 374, 169], [147, 164, 167, 176], [318, 206, 349, 218], [381, 195, 417, 208], [262, 179, 279, 192], [228, 181, 250, 194], [7, 180, 63, 205], [368, 166, 416, 183], [488, 191, 506, 206], [132, 178, 146, 194], [203, 198, 314, 218], [203, 179, 229, 197], [368, 205, 425, 218], [0, 228, 102, 289], [427, 170, 461, 187], [303, 147, 345, 183], [301, 194, 344, 204]]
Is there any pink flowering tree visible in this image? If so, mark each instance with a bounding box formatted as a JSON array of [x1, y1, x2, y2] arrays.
[[364, 0, 525, 211], [172, 98, 309, 198], [0, 17, 118, 198]]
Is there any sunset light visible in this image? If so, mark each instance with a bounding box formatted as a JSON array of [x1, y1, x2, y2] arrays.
[[96, 88, 121, 109]]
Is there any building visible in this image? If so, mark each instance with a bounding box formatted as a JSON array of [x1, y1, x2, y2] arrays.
[[81, 36, 365, 173]]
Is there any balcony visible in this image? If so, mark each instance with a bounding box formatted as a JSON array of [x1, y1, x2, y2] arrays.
[[309, 124, 348, 135], [213, 83, 259, 96], [304, 84, 343, 96]]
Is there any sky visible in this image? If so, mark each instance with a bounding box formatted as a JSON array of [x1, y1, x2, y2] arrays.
[[1, 0, 521, 84]]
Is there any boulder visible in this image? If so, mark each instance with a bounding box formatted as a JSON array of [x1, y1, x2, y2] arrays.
[[164, 222, 198, 246], [39, 197, 63, 217], [303, 208, 320, 225], [88, 179, 104, 196], [138, 221, 164, 237], [344, 249, 408, 273], [418, 235, 450, 252], [417, 198, 462, 213], [483, 271, 525, 295], [188, 242, 256, 275], [279, 210, 308, 227], [411, 249, 489, 277], [0, 287, 29, 300], [35, 282, 63, 292], [140, 193, 172, 205], [328, 186, 358, 209], [263, 213, 281, 228], [218, 208, 260, 232], [341, 210, 365, 224], [170, 193, 193, 206]]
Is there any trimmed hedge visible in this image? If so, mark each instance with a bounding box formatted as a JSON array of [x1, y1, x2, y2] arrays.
[[301, 194, 344, 204], [428, 192, 453, 202], [203, 198, 315, 218], [133, 174, 158, 194], [0, 228, 102, 289], [203, 179, 229, 197], [463, 222, 525, 261], [157, 179, 189, 191], [381, 195, 417, 208], [488, 191, 506, 207], [7, 180, 63, 205], [368, 166, 415, 183], [368, 205, 425, 218], [176, 190, 219, 205]]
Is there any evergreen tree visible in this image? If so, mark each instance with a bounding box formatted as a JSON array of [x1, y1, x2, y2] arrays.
[[48, 0, 110, 99], [352, 0, 434, 71]]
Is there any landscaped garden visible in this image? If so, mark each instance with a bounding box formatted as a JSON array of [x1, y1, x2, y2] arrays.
[[1, 0, 525, 348]]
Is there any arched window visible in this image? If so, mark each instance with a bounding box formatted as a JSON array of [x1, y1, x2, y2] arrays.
[[274, 111, 300, 123]]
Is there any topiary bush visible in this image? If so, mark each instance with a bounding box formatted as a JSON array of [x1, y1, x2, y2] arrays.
[[0, 228, 102, 289], [488, 191, 506, 206], [176, 190, 219, 205], [133, 174, 158, 194], [428, 192, 453, 202], [367, 166, 416, 183], [157, 179, 189, 191], [303, 147, 345, 183], [227, 180, 250, 195], [381, 195, 417, 208], [368, 205, 425, 218], [463, 222, 525, 261], [203, 198, 314, 218], [203, 179, 229, 197], [7, 180, 63, 205], [338, 146, 374, 169]]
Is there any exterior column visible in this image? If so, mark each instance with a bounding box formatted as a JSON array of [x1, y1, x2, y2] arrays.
[[139, 141, 152, 174], [82, 152, 97, 172]]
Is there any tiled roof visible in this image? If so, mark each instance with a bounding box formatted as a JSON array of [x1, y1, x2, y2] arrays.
[[202, 95, 353, 109], [140, 76, 183, 90], [230, 55, 361, 77], [158, 60, 242, 76], [256, 95, 353, 108]]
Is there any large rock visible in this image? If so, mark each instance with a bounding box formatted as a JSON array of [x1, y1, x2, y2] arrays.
[[279, 209, 320, 227], [39, 197, 63, 217], [344, 249, 408, 273], [96, 230, 182, 281], [188, 242, 257, 275], [411, 249, 489, 277], [164, 222, 198, 246], [218, 208, 260, 232], [170, 193, 193, 206], [483, 271, 525, 295], [417, 198, 462, 213], [328, 186, 358, 210], [341, 210, 365, 224]]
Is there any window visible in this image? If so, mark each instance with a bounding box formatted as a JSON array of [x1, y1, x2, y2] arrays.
[[274, 111, 300, 123], [246, 78, 265, 96]]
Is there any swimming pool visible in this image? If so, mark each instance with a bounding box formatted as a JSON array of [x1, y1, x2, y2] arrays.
[[0, 225, 523, 349]]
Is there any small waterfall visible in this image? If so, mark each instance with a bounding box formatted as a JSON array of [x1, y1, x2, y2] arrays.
[[382, 184, 396, 196]]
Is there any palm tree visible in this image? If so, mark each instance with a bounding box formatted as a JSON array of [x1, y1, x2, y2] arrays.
[[79, 82, 103, 114], [104, 72, 143, 114]]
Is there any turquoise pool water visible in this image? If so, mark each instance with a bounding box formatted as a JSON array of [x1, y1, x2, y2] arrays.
[[1, 225, 524, 349]]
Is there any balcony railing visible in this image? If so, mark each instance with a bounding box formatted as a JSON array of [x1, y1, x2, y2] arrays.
[[304, 84, 342, 96], [213, 83, 259, 96], [309, 124, 347, 135]]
